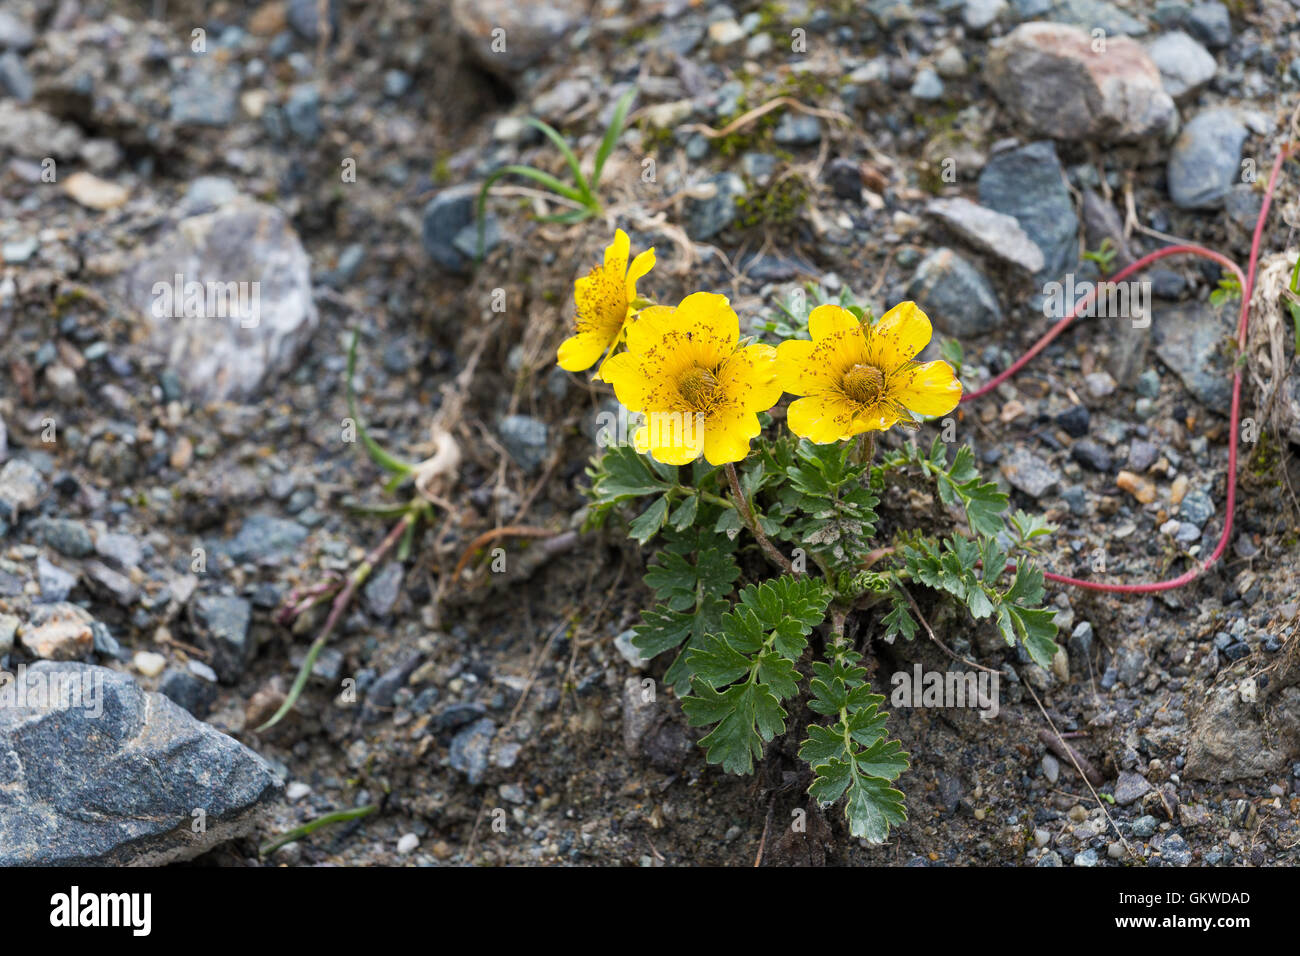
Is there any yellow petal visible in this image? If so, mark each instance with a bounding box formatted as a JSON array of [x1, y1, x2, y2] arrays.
[[866, 300, 932, 371], [667, 291, 740, 367], [626, 247, 655, 301], [703, 405, 762, 465], [808, 304, 861, 340], [786, 395, 858, 444], [624, 304, 681, 355], [718, 343, 781, 413], [633, 411, 706, 465], [604, 228, 630, 276], [775, 338, 838, 396], [889, 360, 963, 417], [557, 330, 613, 372], [848, 403, 904, 433], [574, 267, 627, 336]]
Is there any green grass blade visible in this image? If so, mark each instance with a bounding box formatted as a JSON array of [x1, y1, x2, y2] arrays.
[[347, 332, 417, 477], [260, 804, 378, 857], [592, 87, 637, 187], [254, 632, 327, 732], [524, 118, 594, 203], [476, 164, 588, 261]]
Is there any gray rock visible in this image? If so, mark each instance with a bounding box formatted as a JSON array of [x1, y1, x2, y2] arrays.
[[83, 561, 139, 607], [177, 174, 237, 213], [1153, 301, 1234, 408], [169, 67, 240, 127], [1184, 2, 1231, 48], [287, 0, 339, 40], [449, 717, 496, 784], [979, 142, 1078, 278], [159, 666, 219, 718], [1132, 814, 1158, 838], [925, 197, 1045, 274], [1186, 684, 1300, 781], [36, 555, 77, 604], [362, 560, 405, 618], [622, 676, 658, 755], [451, 0, 587, 76], [613, 629, 647, 669], [964, 0, 1009, 31], [905, 248, 1002, 337], [499, 415, 551, 474], [0, 51, 33, 102], [1073, 847, 1099, 866], [19, 602, 93, 659], [421, 184, 497, 275], [189, 594, 253, 683], [1179, 488, 1215, 528], [0, 458, 45, 523], [1167, 108, 1248, 209], [30, 518, 94, 558], [284, 84, 321, 140], [1113, 770, 1153, 804], [0, 661, 280, 865], [1158, 833, 1193, 865], [909, 68, 945, 100], [1000, 448, 1061, 498], [772, 113, 822, 145], [1068, 621, 1093, 663], [1070, 438, 1112, 472], [985, 24, 1172, 143], [95, 531, 143, 570], [125, 200, 319, 402], [685, 172, 746, 241], [1115, 646, 1145, 685], [1145, 31, 1217, 98], [0, 613, 15, 655], [1043, 0, 1147, 34], [0, 11, 35, 50], [225, 514, 309, 564]]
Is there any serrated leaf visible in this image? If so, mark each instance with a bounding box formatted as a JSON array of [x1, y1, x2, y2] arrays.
[[628, 495, 669, 544], [683, 680, 787, 775]]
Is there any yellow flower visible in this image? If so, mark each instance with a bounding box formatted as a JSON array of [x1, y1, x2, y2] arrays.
[[599, 292, 782, 466], [775, 301, 962, 443], [557, 229, 656, 374]]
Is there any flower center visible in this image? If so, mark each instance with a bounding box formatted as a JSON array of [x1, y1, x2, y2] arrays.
[[678, 366, 720, 409], [842, 363, 886, 407]]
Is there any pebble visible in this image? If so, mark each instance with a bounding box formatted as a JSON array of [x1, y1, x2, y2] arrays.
[[1000, 448, 1060, 498], [1145, 31, 1217, 98], [133, 651, 167, 677], [396, 833, 419, 855], [1132, 815, 1158, 838], [1116, 470, 1156, 504], [1041, 754, 1060, 784], [906, 248, 1002, 337], [978, 141, 1078, 278], [1184, 2, 1232, 48], [1168, 108, 1248, 209]]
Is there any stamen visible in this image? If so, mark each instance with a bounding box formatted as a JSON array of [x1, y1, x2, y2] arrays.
[[842, 364, 885, 407], [678, 367, 719, 409]]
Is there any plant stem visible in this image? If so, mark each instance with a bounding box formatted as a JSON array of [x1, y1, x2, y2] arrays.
[[724, 462, 794, 575], [257, 506, 420, 732], [852, 432, 876, 466]]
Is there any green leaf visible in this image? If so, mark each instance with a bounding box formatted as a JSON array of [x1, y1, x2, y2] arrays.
[[682, 679, 787, 775], [524, 118, 594, 203], [592, 87, 636, 187], [628, 495, 669, 544]]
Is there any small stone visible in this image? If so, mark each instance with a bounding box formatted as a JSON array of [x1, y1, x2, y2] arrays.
[[1183, 2, 1231, 49], [449, 717, 496, 785], [62, 171, 129, 211], [1179, 488, 1215, 528], [1168, 108, 1248, 209], [158, 667, 219, 718], [1114, 770, 1153, 805], [613, 629, 647, 669], [924, 197, 1045, 274], [37, 555, 78, 603], [1000, 448, 1061, 498], [286, 782, 312, 802], [396, 833, 419, 855], [498, 415, 551, 474], [772, 113, 822, 146], [133, 651, 167, 678], [30, 518, 94, 558], [1084, 371, 1116, 398], [1132, 815, 1158, 838], [909, 68, 945, 100], [1073, 847, 1099, 866], [1071, 438, 1112, 472], [684, 172, 746, 241], [1116, 470, 1156, 504], [978, 141, 1078, 278], [906, 248, 1002, 337], [1041, 754, 1060, 784], [189, 595, 253, 683], [1158, 833, 1193, 865], [1056, 404, 1089, 437], [1146, 31, 1217, 98], [19, 602, 94, 660]]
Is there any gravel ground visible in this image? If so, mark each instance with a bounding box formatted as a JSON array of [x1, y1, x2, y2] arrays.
[[1, 0, 1299, 866]]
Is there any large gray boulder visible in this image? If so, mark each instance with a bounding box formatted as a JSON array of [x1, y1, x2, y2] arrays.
[[0, 661, 281, 865]]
